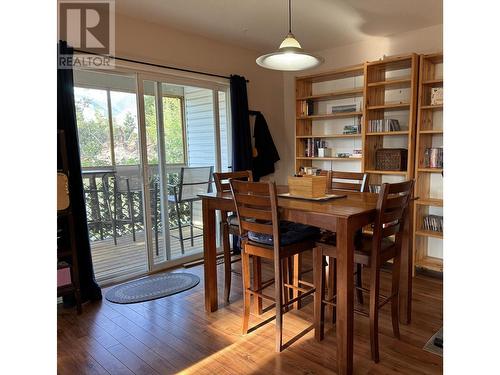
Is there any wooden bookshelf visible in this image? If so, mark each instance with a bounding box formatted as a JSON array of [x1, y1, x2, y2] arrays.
[[295, 64, 365, 174], [413, 52, 443, 274], [362, 53, 419, 191]]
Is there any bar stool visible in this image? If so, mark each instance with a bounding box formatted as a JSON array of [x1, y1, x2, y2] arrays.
[[314, 180, 414, 363], [213, 170, 253, 302], [230, 179, 320, 352]]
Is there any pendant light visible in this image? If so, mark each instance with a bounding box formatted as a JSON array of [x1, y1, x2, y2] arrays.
[[256, 0, 324, 71]]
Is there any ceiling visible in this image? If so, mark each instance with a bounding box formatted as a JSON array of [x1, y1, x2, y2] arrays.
[[116, 0, 442, 53]]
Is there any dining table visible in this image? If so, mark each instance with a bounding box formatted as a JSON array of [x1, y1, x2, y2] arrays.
[[199, 186, 414, 375]]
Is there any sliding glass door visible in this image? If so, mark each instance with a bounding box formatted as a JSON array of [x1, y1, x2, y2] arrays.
[[74, 67, 231, 284]]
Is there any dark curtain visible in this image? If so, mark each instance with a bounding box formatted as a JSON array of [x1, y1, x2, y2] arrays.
[[252, 112, 280, 181], [58, 41, 102, 304], [230, 75, 252, 172], [229, 75, 252, 254]]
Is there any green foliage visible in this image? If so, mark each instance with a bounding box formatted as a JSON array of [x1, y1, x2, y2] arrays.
[[75, 90, 186, 167], [75, 95, 111, 167]]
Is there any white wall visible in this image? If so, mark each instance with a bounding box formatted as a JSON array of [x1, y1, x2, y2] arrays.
[[282, 24, 443, 180]]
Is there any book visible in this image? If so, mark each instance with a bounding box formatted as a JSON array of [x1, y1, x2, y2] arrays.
[[424, 148, 443, 168], [423, 214, 443, 233], [368, 119, 401, 132]]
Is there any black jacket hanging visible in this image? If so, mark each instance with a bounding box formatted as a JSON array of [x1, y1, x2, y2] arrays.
[[252, 112, 280, 181]]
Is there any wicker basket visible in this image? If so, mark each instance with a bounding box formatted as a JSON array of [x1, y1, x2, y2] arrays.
[[375, 148, 408, 171]]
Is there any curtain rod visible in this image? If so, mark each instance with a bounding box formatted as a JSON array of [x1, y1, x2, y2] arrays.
[[73, 48, 249, 82]]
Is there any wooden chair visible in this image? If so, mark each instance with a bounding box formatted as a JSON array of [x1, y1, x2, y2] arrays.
[[213, 170, 253, 302], [229, 179, 319, 352], [319, 170, 368, 192], [315, 170, 369, 307], [313, 180, 414, 363]]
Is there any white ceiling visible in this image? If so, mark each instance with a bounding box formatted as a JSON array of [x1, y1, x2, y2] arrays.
[[116, 0, 442, 53]]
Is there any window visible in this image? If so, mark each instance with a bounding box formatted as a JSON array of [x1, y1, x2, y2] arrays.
[[74, 86, 187, 167], [74, 87, 112, 167], [163, 96, 186, 165]]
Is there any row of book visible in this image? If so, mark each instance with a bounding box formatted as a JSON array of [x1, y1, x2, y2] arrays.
[[304, 139, 327, 157], [299, 100, 314, 116], [422, 214, 443, 233], [367, 119, 401, 132], [424, 147, 443, 168]]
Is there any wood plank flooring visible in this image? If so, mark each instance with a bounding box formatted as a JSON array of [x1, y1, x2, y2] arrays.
[[58, 253, 443, 374], [91, 228, 204, 286]]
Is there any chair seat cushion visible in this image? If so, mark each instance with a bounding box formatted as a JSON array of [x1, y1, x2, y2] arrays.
[[248, 221, 320, 246]]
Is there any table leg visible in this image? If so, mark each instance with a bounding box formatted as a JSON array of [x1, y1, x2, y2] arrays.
[[336, 217, 354, 375], [203, 198, 218, 312], [399, 199, 414, 324]]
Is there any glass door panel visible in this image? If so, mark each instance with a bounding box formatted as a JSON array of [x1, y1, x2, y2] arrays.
[[73, 70, 148, 285]]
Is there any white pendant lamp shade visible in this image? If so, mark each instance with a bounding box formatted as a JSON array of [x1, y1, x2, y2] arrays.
[[256, 1, 323, 71]]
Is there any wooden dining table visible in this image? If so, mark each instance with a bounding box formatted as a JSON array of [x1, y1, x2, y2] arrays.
[[199, 186, 414, 375]]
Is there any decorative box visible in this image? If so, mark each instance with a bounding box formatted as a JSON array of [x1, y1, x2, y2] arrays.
[[288, 175, 327, 198], [431, 87, 443, 106], [375, 148, 408, 171]]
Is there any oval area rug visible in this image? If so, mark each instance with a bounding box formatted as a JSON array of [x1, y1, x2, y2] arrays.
[[105, 272, 200, 304]]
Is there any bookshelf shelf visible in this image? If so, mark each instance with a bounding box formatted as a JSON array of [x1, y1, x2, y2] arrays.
[[367, 103, 410, 110], [422, 79, 443, 85], [413, 52, 443, 275], [416, 198, 443, 207], [421, 104, 443, 110], [295, 134, 361, 139], [296, 87, 364, 101], [415, 256, 443, 272], [420, 130, 443, 134], [366, 131, 409, 136], [298, 111, 363, 120], [367, 77, 412, 88], [417, 168, 443, 173], [364, 170, 408, 175], [296, 157, 362, 161], [416, 229, 443, 239]]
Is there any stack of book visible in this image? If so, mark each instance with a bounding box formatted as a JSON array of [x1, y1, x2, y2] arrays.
[[304, 138, 327, 157], [368, 119, 401, 132], [352, 149, 362, 158], [424, 147, 443, 168], [423, 215, 443, 233], [299, 100, 314, 116], [331, 102, 361, 114], [369, 185, 381, 193], [343, 124, 361, 134]]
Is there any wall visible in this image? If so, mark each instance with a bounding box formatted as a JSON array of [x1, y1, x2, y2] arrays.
[[114, 12, 287, 181], [282, 24, 443, 180]]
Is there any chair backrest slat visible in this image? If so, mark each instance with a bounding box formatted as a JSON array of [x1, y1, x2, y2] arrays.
[[238, 206, 273, 221], [213, 170, 253, 192], [229, 179, 280, 248], [240, 220, 274, 235], [372, 180, 414, 256], [319, 170, 368, 192]]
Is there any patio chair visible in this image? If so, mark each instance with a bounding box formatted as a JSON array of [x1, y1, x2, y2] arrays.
[[102, 165, 161, 255], [168, 166, 214, 254]]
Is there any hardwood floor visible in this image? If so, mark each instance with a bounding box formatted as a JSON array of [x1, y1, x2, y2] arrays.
[[57, 253, 443, 374]]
